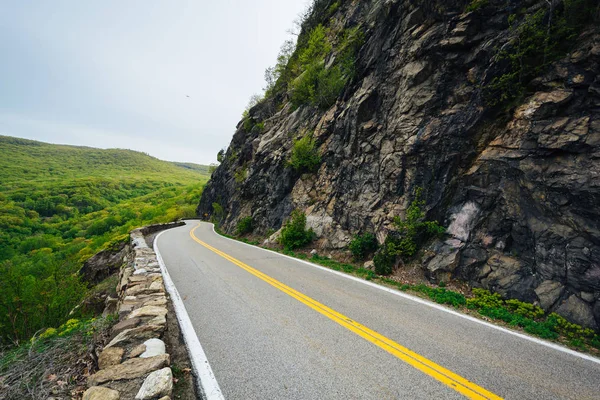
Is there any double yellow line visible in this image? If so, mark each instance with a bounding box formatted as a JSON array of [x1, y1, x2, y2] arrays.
[[190, 225, 502, 400]]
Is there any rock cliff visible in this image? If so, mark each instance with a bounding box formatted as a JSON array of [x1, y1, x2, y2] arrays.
[[198, 0, 600, 329]]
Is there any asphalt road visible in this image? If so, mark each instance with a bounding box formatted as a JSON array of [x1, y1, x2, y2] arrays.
[[156, 221, 600, 400]]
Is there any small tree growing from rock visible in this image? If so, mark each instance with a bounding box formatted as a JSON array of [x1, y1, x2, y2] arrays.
[[373, 188, 445, 275], [279, 210, 315, 250]]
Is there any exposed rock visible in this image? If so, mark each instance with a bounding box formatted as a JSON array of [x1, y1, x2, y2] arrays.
[[140, 338, 166, 358], [129, 344, 147, 358], [197, 0, 600, 330], [106, 324, 163, 348], [103, 296, 119, 316], [83, 386, 120, 400], [143, 297, 168, 307], [534, 281, 564, 310], [98, 347, 124, 369], [556, 295, 598, 330], [135, 367, 173, 400], [88, 354, 170, 386], [363, 261, 375, 270], [127, 306, 168, 320], [79, 241, 128, 285]]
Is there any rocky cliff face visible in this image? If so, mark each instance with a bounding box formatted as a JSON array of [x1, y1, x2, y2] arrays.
[[199, 0, 600, 329]]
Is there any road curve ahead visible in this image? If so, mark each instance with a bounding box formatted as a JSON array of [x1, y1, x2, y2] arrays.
[[156, 221, 600, 400]]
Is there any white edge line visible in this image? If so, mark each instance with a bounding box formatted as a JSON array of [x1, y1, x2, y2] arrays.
[[208, 223, 600, 366], [154, 227, 225, 400]]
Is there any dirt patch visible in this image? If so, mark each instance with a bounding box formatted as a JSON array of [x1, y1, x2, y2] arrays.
[[163, 296, 197, 400], [0, 318, 113, 400]]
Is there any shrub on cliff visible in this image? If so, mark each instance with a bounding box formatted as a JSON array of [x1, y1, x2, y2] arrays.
[[373, 188, 445, 275], [279, 210, 315, 250], [485, 0, 598, 107], [288, 24, 363, 109], [236, 216, 254, 236], [349, 233, 378, 261], [289, 134, 321, 173]]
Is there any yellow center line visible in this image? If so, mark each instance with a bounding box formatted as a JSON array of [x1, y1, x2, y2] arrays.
[[190, 225, 503, 400]]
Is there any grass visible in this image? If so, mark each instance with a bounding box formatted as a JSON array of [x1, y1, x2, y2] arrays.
[[0, 315, 116, 399], [215, 228, 600, 355], [0, 135, 210, 345]]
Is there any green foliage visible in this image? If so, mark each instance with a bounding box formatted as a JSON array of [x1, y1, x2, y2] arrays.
[[373, 188, 445, 275], [211, 203, 224, 225], [264, 39, 296, 96], [413, 284, 466, 307], [505, 299, 545, 319], [348, 233, 378, 260], [485, 0, 597, 107], [236, 216, 254, 236], [243, 117, 255, 132], [279, 210, 315, 250], [298, 24, 331, 67], [0, 135, 209, 345], [466, 289, 598, 344], [466, 288, 504, 309], [288, 24, 363, 109], [465, 0, 488, 12], [288, 134, 321, 173], [217, 149, 225, 163], [234, 165, 248, 183], [327, 1, 340, 14]]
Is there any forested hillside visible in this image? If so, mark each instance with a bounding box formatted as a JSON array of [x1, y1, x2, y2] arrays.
[[0, 135, 209, 344]]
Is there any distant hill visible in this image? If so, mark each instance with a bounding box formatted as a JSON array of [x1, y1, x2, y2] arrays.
[[171, 161, 211, 175], [0, 135, 210, 344], [0, 135, 210, 187]]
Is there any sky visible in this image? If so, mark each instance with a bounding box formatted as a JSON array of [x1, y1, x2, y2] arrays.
[[0, 1, 308, 164]]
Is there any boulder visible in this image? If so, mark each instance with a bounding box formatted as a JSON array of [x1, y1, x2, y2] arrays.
[[79, 242, 128, 285], [140, 338, 166, 358], [83, 386, 120, 400], [534, 280, 564, 310], [127, 306, 168, 320], [106, 324, 163, 348], [556, 295, 598, 330], [98, 347, 124, 369], [88, 354, 170, 386], [135, 367, 173, 400]]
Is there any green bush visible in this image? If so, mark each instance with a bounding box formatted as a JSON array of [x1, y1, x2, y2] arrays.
[[373, 188, 445, 275], [288, 24, 363, 109], [236, 216, 254, 236], [348, 233, 378, 260], [211, 202, 224, 225], [234, 165, 248, 183], [373, 247, 396, 275], [413, 284, 466, 307], [279, 210, 315, 250], [289, 134, 321, 173], [485, 0, 597, 107], [465, 0, 488, 12], [466, 288, 504, 309]]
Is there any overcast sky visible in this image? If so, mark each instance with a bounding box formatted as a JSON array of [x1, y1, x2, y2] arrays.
[[0, 1, 307, 164]]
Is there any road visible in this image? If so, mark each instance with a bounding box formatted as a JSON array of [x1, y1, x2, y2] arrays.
[[156, 221, 600, 400]]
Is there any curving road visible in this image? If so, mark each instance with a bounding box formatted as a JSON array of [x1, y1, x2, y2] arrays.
[[156, 221, 600, 400]]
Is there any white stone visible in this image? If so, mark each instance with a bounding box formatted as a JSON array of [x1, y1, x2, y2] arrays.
[[124, 296, 137, 301], [140, 338, 166, 358], [447, 201, 478, 241], [133, 269, 148, 275], [135, 367, 173, 400], [310, 249, 318, 255]]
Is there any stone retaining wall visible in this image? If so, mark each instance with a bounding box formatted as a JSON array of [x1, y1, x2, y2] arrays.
[[83, 223, 183, 400]]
